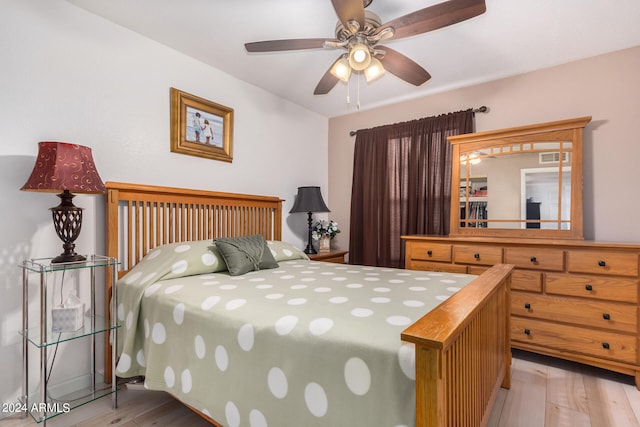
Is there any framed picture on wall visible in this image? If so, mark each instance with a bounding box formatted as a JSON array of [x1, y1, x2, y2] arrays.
[[170, 87, 234, 162]]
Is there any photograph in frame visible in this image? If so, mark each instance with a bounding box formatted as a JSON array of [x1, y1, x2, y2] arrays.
[[170, 87, 234, 162]]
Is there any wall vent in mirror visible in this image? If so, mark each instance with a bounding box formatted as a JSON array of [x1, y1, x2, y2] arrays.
[[539, 152, 570, 165]]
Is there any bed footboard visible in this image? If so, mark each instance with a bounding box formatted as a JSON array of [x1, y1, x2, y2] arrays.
[[402, 263, 513, 427]]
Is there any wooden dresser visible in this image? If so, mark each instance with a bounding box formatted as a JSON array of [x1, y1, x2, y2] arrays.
[[402, 235, 640, 387]]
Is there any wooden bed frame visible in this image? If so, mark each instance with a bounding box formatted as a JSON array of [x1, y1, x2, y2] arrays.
[[104, 181, 513, 427]]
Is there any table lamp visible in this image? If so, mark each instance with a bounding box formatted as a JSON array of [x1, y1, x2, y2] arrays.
[[289, 186, 330, 254], [21, 142, 106, 263]]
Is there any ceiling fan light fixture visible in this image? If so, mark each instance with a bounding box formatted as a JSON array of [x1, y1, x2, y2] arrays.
[[348, 43, 371, 71], [364, 57, 385, 82], [330, 55, 352, 82]]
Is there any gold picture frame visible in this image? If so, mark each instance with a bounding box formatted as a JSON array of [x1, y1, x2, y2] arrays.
[[170, 87, 234, 162]]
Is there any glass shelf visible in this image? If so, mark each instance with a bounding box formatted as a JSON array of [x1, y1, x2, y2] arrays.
[[20, 373, 119, 423], [20, 255, 119, 273], [20, 315, 120, 348]]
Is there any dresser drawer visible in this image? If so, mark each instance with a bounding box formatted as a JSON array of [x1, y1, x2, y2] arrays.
[[546, 273, 639, 303], [567, 250, 639, 277], [511, 269, 542, 293], [453, 245, 502, 266], [406, 260, 467, 274], [504, 247, 564, 271], [511, 292, 638, 334], [511, 317, 637, 365], [407, 242, 452, 262]]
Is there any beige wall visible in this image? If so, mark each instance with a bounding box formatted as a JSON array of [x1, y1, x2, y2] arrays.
[[328, 46, 640, 250]]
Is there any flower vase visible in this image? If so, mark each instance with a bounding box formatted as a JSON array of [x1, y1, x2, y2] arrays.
[[319, 235, 331, 253]]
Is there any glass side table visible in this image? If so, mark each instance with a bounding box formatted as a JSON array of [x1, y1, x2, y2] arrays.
[[19, 255, 120, 424]]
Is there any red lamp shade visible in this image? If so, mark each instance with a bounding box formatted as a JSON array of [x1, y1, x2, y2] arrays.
[[21, 141, 106, 193], [21, 142, 106, 263]]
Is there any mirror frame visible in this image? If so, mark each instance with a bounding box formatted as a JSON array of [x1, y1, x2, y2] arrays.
[[448, 116, 592, 240]]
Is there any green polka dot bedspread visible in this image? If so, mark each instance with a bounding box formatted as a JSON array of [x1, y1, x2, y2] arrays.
[[115, 239, 477, 427]]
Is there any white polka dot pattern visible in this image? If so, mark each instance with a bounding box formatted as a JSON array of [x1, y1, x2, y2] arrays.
[[181, 369, 192, 393], [215, 345, 229, 372], [115, 245, 475, 427], [309, 318, 333, 336], [305, 383, 328, 417], [268, 367, 288, 399], [164, 366, 175, 387], [151, 323, 166, 344], [136, 349, 145, 367], [225, 401, 240, 427], [117, 353, 131, 372], [237, 324, 254, 351], [194, 335, 206, 359], [344, 357, 371, 396]]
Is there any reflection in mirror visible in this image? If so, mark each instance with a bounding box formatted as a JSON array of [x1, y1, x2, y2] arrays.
[[450, 117, 591, 239], [461, 143, 572, 230], [521, 168, 571, 229]]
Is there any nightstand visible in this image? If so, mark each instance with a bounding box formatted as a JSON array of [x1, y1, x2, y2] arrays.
[[309, 250, 348, 264], [19, 255, 119, 424]]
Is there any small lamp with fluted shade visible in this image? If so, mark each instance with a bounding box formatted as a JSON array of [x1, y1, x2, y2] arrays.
[[20, 142, 106, 263]]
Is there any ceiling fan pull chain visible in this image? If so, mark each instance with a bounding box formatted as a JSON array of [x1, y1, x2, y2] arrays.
[[356, 71, 361, 109], [346, 75, 351, 104]]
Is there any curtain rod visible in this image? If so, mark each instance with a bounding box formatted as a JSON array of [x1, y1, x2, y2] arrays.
[[348, 105, 489, 136]]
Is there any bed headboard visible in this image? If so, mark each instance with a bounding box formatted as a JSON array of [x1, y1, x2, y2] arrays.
[[104, 181, 284, 381], [105, 181, 284, 276]]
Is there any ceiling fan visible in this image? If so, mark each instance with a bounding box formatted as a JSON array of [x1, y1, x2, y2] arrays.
[[245, 0, 486, 95]]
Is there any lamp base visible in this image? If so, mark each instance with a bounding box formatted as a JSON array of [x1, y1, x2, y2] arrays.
[[304, 211, 317, 255], [303, 246, 317, 255], [50, 190, 85, 264], [52, 252, 87, 264]]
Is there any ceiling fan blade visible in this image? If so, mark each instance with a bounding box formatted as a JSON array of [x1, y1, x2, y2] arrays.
[[380, 0, 486, 41], [331, 0, 365, 31], [245, 38, 332, 53], [314, 59, 342, 95], [378, 46, 431, 86]]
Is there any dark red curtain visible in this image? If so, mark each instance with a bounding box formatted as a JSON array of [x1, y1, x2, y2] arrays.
[[349, 109, 474, 268]]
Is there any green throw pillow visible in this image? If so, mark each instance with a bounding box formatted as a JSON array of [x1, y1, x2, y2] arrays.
[[214, 234, 279, 276]]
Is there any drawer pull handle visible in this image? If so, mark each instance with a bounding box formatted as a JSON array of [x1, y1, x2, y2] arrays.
[[598, 260, 606, 267], [603, 313, 611, 320], [602, 342, 610, 349], [427, 250, 432, 256], [585, 284, 593, 291], [524, 328, 531, 335], [474, 253, 480, 259], [524, 303, 531, 309], [530, 256, 537, 263]]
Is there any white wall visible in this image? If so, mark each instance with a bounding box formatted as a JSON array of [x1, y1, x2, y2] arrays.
[[0, 0, 328, 408]]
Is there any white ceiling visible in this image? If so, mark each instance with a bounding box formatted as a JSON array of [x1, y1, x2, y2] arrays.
[[67, 0, 640, 118]]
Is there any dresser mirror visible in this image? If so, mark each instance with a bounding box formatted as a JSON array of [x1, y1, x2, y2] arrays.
[[448, 117, 591, 239]]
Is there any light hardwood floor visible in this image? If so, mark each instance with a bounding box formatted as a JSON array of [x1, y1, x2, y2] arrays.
[[2, 350, 639, 427]]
